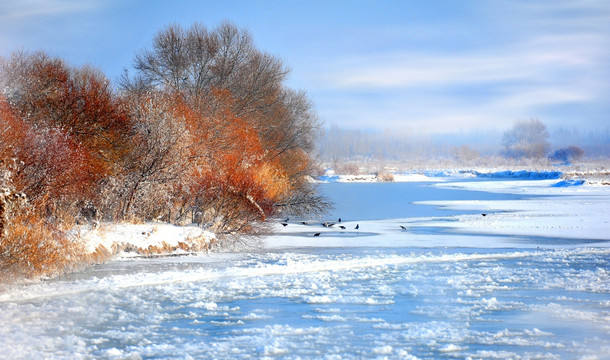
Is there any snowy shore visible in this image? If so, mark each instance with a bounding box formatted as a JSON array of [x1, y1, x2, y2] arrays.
[[75, 222, 216, 261]]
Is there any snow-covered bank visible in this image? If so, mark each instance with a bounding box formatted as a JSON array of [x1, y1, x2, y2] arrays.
[[314, 169, 535, 183], [318, 167, 610, 184], [75, 223, 216, 260], [417, 179, 610, 243], [317, 173, 445, 183]]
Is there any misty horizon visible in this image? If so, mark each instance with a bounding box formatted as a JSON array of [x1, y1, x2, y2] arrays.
[[318, 123, 610, 161]]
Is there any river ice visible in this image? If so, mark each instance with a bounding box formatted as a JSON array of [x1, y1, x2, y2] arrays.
[[1, 177, 609, 359]]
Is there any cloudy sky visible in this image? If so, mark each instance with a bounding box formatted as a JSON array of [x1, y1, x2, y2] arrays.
[[1, 0, 609, 134]]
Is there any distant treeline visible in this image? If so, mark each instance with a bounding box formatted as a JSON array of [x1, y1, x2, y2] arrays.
[[318, 125, 609, 163], [0, 22, 324, 279]]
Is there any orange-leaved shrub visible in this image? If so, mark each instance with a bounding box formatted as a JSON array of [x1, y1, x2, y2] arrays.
[[1, 95, 89, 281], [0, 200, 86, 281], [0, 23, 326, 281]]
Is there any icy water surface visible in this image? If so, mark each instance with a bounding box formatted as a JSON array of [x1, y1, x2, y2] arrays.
[[1, 181, 609, 359], [317, 181, 533, 221], [1, 248, 609, 359]]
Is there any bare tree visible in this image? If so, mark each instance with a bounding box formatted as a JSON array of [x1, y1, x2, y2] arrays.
[[502, 119, 550, 159], [123, 22, 325, 224], [111, 92, 192, 221]]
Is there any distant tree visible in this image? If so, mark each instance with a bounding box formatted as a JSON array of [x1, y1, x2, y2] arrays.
[[502, 119, 550, 159], [452, 145, 479, 164], [549, 146, 585, 164]]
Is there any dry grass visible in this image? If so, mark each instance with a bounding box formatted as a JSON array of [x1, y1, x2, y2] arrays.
[[0, 208, 86, 282], [376, 172, 395, 182]]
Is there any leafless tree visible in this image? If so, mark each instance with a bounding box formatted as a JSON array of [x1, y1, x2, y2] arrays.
[[123, 22, 325, 223], [502, 119, 550, 159], [111, 92, 191, 221]]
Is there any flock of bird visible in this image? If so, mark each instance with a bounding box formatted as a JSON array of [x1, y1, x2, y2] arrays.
[[279, 212, 490, 237], [279, 217, 362, 237]]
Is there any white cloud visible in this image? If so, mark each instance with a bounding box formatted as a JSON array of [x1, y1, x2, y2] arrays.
[[326, 33, 605, 93], [0, 0, 104, 21], [310, 27, 609, 133]]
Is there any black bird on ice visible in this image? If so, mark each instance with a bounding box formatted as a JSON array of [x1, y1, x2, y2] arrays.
[[313, 233, 321, 237], [354, 224, 359, 230]]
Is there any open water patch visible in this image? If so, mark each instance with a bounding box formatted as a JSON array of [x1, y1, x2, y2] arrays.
[[317, 181, 540, 222]]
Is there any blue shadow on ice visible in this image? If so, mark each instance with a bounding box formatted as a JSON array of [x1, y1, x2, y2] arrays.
[[551, 179, 585, 187], [318, 175, 340, 182], [474, 170, 563, 179]]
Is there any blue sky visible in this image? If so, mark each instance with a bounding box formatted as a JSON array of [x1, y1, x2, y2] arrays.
[[1, 0, 609, 135]]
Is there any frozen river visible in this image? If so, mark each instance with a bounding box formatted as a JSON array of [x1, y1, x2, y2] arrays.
[[1, 178, 609, 359]]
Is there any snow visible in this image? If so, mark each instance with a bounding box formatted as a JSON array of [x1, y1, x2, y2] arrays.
[[412, 178, 610, 244], [551, 179, 585, 187], [317, 173, 444, 183], [318, 170, 569, 183], [75, 222, 216, 258], [470, 170, 563, 179], [393, 173, 445, 182]]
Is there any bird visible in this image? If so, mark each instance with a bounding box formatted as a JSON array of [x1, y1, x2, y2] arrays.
[[400, 225, 407, 230], [281, 223, 288, 227], [338, 218, 342, 223], [339, 225, 346, 230], [313, 232, 321, 237], [354, 224, 359, 230], [482, 213, 487, 217], [301, 221, 308, 225]]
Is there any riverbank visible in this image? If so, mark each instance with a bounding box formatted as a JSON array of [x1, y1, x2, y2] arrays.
[[76, 222, 216, 259]]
